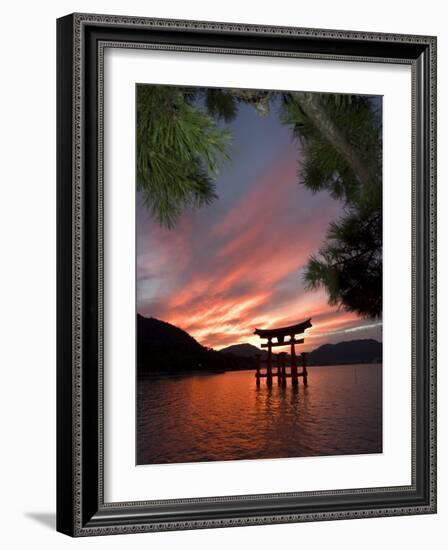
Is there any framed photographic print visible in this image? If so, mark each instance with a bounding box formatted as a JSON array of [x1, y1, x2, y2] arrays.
[[56, 13, 437, 536]]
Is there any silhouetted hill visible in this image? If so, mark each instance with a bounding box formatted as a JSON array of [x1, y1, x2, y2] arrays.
[[219, 343, 267, 358], [137, 315, 254, 376], [137, 314, 203, 354], [308, 339, 382, 365]]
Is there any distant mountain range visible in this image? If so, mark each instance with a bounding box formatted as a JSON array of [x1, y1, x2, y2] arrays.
[[220, 339, 382, 366], [307, 339, 382, 365], [137, 314, 382, 377], [219, 343, 268, 358]]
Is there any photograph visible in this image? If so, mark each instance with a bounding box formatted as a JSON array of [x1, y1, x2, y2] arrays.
[[135, 84, 383, 465]]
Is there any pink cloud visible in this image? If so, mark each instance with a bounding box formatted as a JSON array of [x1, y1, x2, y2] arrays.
[[137, 149, 362, 350]]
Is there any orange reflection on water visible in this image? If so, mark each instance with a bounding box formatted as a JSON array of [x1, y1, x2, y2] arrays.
[[137, 365, 382, 465]]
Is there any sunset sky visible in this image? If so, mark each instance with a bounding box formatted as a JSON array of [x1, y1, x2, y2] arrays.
[[136, 94, 382, 351]]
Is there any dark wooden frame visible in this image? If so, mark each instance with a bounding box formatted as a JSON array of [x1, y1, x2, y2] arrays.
[[57, 13, 437, 536]]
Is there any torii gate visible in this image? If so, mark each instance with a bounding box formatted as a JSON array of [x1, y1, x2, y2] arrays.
[[254, 319, 312, 388]]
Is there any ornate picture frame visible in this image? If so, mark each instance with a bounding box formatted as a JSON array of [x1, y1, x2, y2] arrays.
[[57, 13, 436, 536]]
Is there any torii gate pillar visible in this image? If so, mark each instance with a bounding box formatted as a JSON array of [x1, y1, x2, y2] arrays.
[[290, 337, 298, 387]]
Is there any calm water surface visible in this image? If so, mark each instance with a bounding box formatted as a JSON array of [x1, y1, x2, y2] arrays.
[[137, 364, 382, 464]]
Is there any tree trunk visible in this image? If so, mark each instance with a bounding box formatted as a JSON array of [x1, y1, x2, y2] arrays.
[[292, 92, 372, 187]]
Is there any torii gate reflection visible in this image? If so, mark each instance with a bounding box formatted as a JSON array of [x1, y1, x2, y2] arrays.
[[254, 319, 312, 388]]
